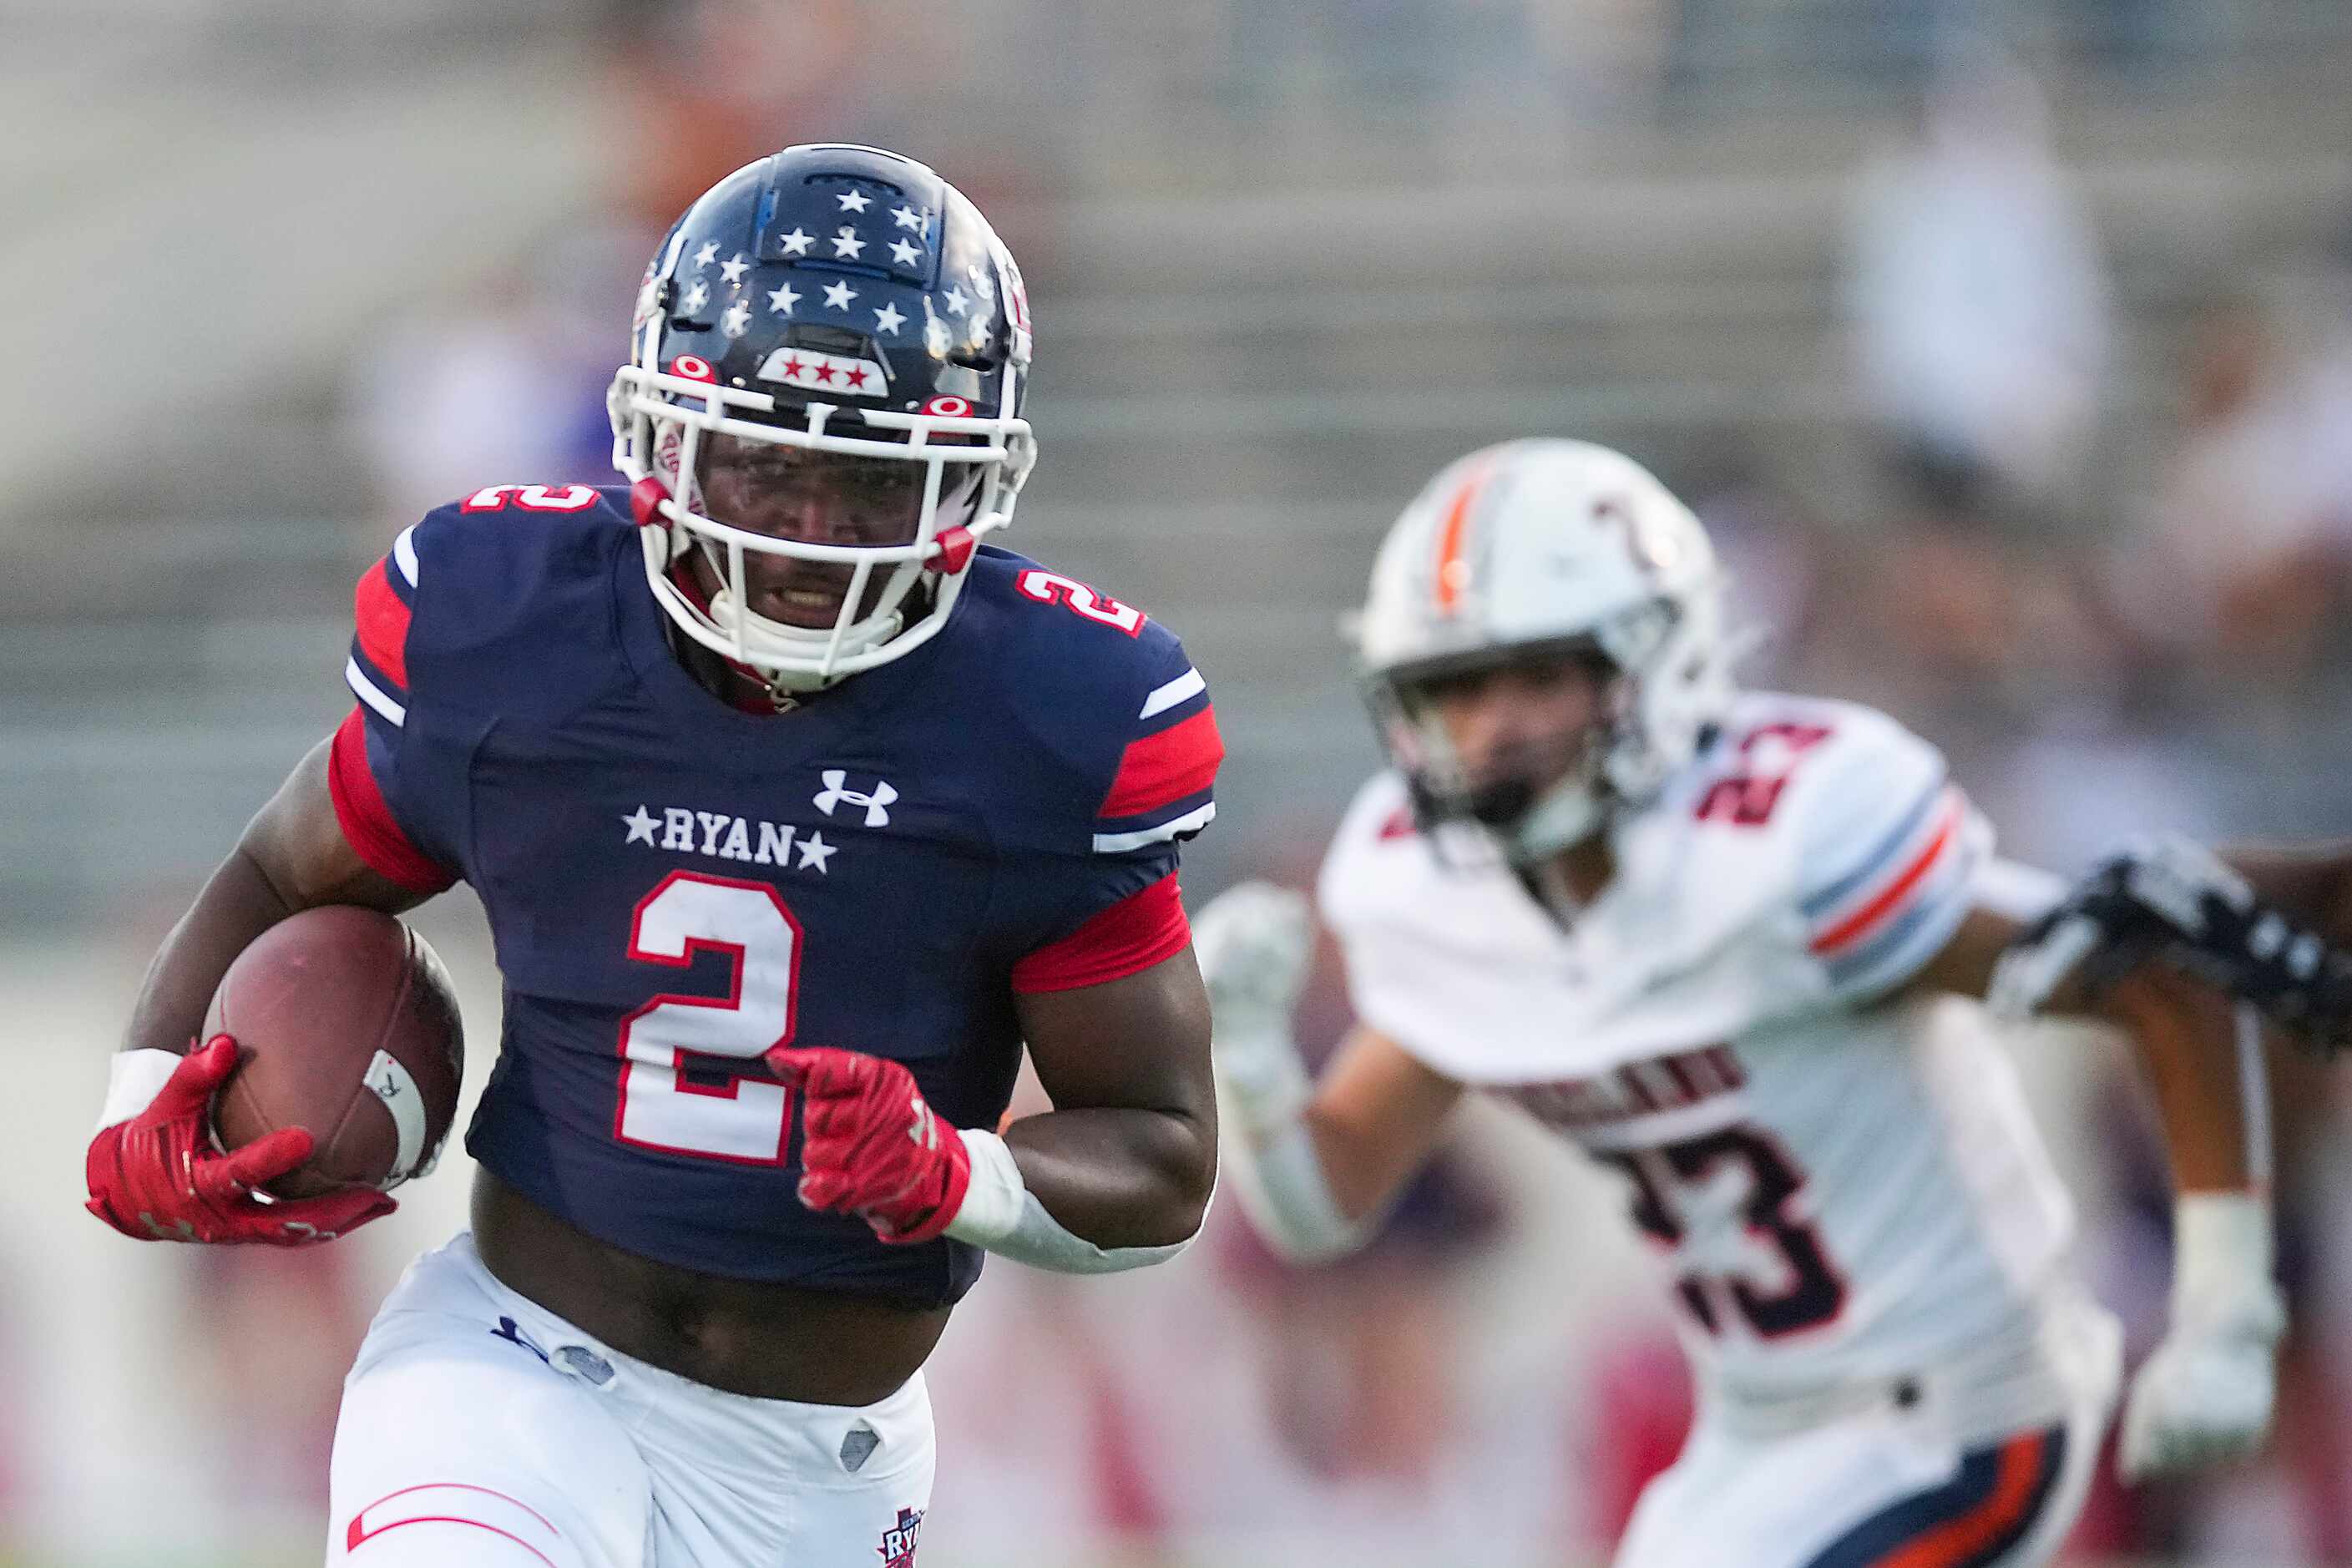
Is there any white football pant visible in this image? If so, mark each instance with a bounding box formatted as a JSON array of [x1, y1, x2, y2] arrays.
[[1616, 1297, 2121, 1568], [326, 1234, 934, 1568]]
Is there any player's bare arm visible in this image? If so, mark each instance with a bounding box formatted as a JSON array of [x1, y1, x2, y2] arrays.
[[1909, 905, 2259, 1190], [88, 737, 421, 1244], [122, 736, 427, 1060], [1297, 1024, 1465, 1222], [1001, 949, 1217, 1248]]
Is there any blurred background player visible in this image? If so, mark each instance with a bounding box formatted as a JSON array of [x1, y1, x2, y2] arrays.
[[80, 144, 1225, 1568], [1197, 438, 2300, 1567]]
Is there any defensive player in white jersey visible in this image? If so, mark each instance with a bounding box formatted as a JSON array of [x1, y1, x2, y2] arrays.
[[1198, 439, 2294, 1568]]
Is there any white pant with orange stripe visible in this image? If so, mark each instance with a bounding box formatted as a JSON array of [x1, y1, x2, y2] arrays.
[[1615, 1295, 2122, 1568], [326, 1235, 934, 1568]]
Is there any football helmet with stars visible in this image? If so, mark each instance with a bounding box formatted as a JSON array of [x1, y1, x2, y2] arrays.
[[609, 144, 1036, 690]]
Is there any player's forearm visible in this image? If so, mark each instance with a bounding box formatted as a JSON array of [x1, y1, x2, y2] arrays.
[[1295, 1098, 1432, 1223], [2099, 964, 2259, 1192], [124, 741, 429, 1057], [997, 1105, 1216, 1250]]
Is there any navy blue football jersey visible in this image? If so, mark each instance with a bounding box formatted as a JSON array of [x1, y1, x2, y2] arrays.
[[326, 483, 1219, 1307]]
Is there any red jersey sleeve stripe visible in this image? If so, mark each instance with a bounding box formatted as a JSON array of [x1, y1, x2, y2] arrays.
[[354, 559, 413, 690], [327, 708, 456, 893], [1099, 706, 1223, 820], [1011, 874, 1191, 994]]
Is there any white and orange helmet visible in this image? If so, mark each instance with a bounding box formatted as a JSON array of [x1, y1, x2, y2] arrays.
[[1354, 439, 1734, 860]]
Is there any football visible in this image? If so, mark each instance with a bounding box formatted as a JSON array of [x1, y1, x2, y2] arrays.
[[203, 905, 465, 1198]]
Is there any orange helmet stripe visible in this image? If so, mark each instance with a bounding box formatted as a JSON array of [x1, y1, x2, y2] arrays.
[[1431, 462, 1492, 613]]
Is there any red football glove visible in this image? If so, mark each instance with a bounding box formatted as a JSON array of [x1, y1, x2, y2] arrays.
[[85, 1036, 397, 1245], [766, 1046, 969, 1244]]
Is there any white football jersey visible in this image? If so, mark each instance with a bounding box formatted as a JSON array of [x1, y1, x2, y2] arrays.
[[1318, 692, 2081, 1426]]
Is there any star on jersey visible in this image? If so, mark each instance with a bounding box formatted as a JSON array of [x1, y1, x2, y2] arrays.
[[837, 188, 873, 213], [822, 281, 858, 311], [777, 227, 814, 257], [797, 831, 837, 874], [831, 227, 867, 260], [622, 804, 838, 875], [718, 253, 751, 286], [766, 282, 801, 315], [872, 302, 907, 336], [692, 240, 720, 269], [888, 238, 923, 268], [890, 204, 925, 232], [940, 284, 970, 316]]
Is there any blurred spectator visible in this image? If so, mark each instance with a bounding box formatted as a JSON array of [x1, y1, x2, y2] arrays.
[[346, 227, 630, 529], [1841, 51, 2115, 534], [2102, 286, 2352, 695], [597, 0, 878, 236]]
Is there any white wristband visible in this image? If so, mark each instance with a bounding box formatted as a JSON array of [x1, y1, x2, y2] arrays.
[[2172, 1191, 2284, 1337], [1227, 1116, 1368, 1264], [943, 1129, 1203, 1275], [94, 1049, 183, 1135]]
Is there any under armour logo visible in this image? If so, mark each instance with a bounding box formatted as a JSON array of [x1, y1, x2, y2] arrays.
[[489, 1315, 550, 1363], [812, 770, 898, 827]]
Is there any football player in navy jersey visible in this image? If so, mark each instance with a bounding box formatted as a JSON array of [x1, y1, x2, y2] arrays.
[[84, 144, 1224, 1567]]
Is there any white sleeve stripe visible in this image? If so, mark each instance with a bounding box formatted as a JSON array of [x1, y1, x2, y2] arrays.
[[1138, 666, 1205, 721], [346, 655, 407, 728], [392, 524, 420, 588], [1093, 800, 1216, 854]]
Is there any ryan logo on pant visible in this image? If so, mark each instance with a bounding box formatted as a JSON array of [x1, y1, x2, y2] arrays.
[[878, 1505, 923, 1566]]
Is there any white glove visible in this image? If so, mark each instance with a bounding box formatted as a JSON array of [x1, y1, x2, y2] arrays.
[[2119, 1193, 2285, 1483], [1192, 883, 1367, 1262], [1192, 882, 1315, 1133]]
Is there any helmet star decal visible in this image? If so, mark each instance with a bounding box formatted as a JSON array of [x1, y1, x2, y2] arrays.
[[609, 143, 1038, 689]]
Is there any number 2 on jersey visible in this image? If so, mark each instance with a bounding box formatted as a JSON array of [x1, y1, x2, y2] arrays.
[[1598, 1124, 1848, 1338], [615, 871, 802, 1164]]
